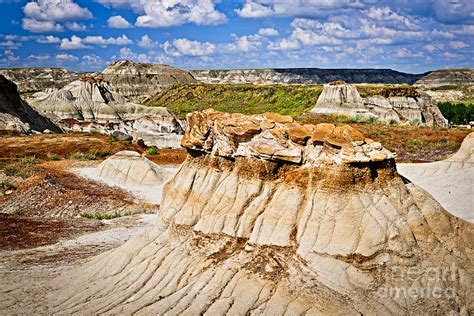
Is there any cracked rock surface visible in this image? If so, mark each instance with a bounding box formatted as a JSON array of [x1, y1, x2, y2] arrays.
[[1, 110, 472, 314]]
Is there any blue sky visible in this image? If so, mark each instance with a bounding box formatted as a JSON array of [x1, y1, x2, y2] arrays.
[[0, 0, 472, 73]]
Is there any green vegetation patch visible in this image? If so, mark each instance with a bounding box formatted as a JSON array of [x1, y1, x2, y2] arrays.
[[145, 84, 323, 118], [437, 102, 474, 125], [80, 211, 121, 220], [70, 152, 97, 160], [145, 147, 159, 155]]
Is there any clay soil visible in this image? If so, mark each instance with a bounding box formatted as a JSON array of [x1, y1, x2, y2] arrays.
[[0, 133, 185, 256]]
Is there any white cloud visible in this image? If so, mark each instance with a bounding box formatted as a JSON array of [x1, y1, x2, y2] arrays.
[[393, 48, 423, 58], [23, 0, 92, 22], [0, 50, 20, 63], [3, 35, 32, 41], [107, 0, 228, 27], [119, 47, 150, 62], [0, 41, 22, 49], [66, 21, 87, 31], [22, 18, 64, 32], [165, 38, 216, 56], [55, 53, 78, 61], [82, 35, 133, 46], [267, 38, 300, 50], [26, 53, 51, 61], [227, 35, 261, 52], [236, 0, 365, 18], [258, 28, 279, 36], [60, 35, 91, 50], [22, 0, 92, 33], [449, 41, 468, 49], [107, 15, 132, 29], [36, 35, 61, 43], [59, 34, 133, 50], [138, 34, 157, 49], [423, 43, 444, 52], [81, 54, 104, 68]]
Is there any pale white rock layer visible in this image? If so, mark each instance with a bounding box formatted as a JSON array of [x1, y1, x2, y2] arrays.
[[28, 78, 184, 147], [398, 132, 474, 222]]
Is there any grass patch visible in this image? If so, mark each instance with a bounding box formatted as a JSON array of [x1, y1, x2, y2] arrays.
[[145, 147, 159, 155], [0, 181, 15, 190], [47, 154, 61, 161], [80, 211, 121, 220], [20, 155, 37, 164], [145, 83, 322, 118], [70, 152, 97, 160], [3, 164, 30, 178]]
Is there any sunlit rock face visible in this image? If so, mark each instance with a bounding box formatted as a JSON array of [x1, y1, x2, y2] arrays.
[[32, 109, 473, 315], [100, 60, 198, 103], [415, 68, 474, 88], [0, 75, 60, 134], [28, 77, 184, 148], [311, 82, 448, 127]]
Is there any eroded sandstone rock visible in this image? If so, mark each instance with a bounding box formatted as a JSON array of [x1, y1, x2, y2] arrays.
[[181, 109, 395, 164], [311, 82, 448, 127], [36, 111, 473, 315]]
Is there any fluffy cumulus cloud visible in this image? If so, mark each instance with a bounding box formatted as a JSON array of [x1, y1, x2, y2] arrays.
[[138, 35, 158, 49], [36, 35, 61, 43], [60, 35, 132, 50], [22, 0, 92, 33], [55, 53, 78, 61], [97, 0, 227, 27], [258, 28, 279, 36], [164, 38, 216, 56], [107, 15, 132, 29], [119, 47, 150, 62]]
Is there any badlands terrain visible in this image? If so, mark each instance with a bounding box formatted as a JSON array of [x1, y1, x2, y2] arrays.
[[0, 62, 473, 314]]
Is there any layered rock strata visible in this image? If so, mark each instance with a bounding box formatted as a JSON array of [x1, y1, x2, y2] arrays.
[[312, 82, 448, 127], [415, 68, 474, 88], [0, 75, 60, 134], [28, 77, 184, 147], [101, 60, 197, 102], [21, 109, 472, 315], [191, 68, 425, 84]]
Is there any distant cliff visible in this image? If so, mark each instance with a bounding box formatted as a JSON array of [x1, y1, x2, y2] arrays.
[[191, 68, 426, 85], [415, 68, 474, 88], [0, 67, 91, 93]]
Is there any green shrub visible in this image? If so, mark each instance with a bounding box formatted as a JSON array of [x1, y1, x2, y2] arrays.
[[0, 181, 15, 190], [47, 154, 61, 161], [3, 164, 30, 178], [437, 102, 474, 125], [15, 153, 25, 158], [70, 152, 97, 160], [145, 147, 159, 155], [20, 155, 37, 164], [95, 150, 110, 158], [80, 211, 121, 220]]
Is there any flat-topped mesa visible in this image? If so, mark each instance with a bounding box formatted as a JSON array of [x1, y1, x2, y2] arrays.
[[181, 109, 395, 165]]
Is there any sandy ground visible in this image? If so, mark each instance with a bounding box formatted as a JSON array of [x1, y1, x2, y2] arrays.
[[73, 166, 179, 205]]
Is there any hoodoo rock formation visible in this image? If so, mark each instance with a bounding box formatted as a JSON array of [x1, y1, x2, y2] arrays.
[[398, 132, 474, 223], [312, 81, 448, 127], [28, 77, 184, 147], [19, 109, 471, 314], [101, 60, 197, 102], [0, 75, 60, 134]]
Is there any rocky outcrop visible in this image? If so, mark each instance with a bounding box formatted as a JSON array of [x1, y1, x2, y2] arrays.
[[398, 132, 474, 222], [311, 82, 448, 127], [101, 60, 197, 102], [28, 77, 184, 148], [415, 68, 474, 88], [97, 151, 172, 186], [191, 68, 425, 85], [0, 75, 61, 134], [22, 110, 472, 315], [0, 67, 91, 93]]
